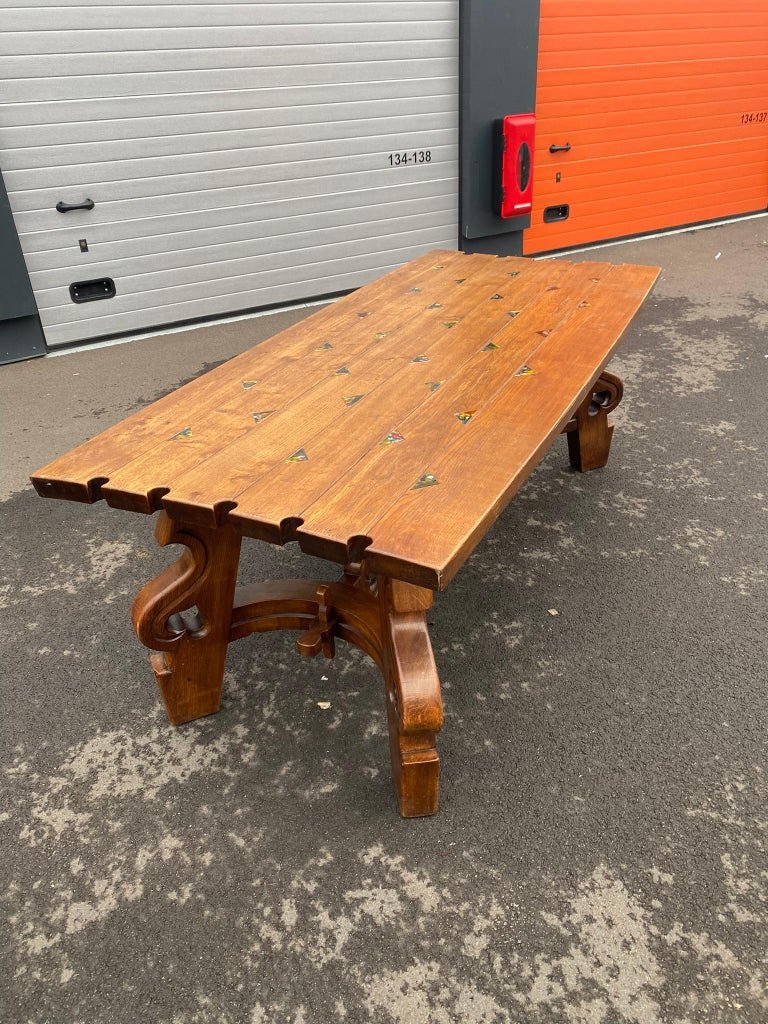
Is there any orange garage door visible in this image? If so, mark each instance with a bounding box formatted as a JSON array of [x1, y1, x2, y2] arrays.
[[524, 0, 768, 254]]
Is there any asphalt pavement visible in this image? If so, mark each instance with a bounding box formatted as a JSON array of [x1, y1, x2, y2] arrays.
[[1, 217, 766, 1024]]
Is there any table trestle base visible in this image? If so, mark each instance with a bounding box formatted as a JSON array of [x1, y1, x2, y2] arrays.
[[132, 513, 443, 817]]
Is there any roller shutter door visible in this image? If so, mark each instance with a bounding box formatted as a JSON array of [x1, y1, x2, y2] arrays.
[[525, 0, 768, 254], [0, 1, 459, 347]]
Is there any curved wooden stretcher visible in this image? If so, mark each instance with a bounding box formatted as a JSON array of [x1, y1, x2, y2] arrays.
[[32, 250, 659, 816]]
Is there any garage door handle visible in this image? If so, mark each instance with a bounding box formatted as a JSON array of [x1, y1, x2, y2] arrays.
[[56, 198, 95, 213], [549, 143, 571, 154]]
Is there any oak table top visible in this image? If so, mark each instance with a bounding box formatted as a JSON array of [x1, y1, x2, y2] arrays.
[[33, 250, 659, 591]]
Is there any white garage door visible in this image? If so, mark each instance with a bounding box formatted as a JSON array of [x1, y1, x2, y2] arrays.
[[0, 1, 459, 348]]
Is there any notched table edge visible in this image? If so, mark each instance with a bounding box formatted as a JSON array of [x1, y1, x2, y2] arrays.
[[31, 474, 108, 504]]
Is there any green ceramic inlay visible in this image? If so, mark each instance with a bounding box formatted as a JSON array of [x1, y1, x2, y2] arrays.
[[382, 431, 405, 445], [442, 320, 459, 329], [335, 366, 350, 375], [412, 473, 439, 490], [241, 380, 259, 390], [375, 332, 388, 340], [515, 365, 535, 377], [483, 342, 499, 352], [455, 411, 475, 425], [507, 310, 520, 318], [427, 380, 445, 393], [252, 411, 275, 423], [412, 355, 430, 363], [317, 341, 333, 350], [171, 427, 192, 440], [287, 448, 309, 463], [343, 394, 364, 407]]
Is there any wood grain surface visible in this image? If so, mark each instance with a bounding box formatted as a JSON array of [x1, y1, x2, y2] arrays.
[[32, 250, 659, 589]]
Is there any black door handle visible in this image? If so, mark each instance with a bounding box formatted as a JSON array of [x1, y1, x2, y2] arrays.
[[56, 198, 95, 213], [549, 143, 571, 154]]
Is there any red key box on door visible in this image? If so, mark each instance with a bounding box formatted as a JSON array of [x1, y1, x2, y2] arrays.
[[493, 114, 536, 218]]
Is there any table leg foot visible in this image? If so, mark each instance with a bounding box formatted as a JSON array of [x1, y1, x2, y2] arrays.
[[132, 512, 241, 725], [379, 578, 444, 817], [564, 370, 624, 472]]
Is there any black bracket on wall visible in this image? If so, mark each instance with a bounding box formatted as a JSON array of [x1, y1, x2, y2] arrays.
[[459, 0, 541, 257], [0, 168, 47, 364]]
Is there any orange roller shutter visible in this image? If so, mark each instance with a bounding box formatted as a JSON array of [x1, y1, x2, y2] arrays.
[[524, 1, 768, 254]]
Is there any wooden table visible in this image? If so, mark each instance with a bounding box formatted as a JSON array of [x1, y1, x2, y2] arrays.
[[32, 250, 659, 817]]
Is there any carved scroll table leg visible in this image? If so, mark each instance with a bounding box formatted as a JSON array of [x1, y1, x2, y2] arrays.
[[132, 538, 444, 816], [378, 577, 444, 817], [564, 370, 624, 472], [131, 512, 242, 725]]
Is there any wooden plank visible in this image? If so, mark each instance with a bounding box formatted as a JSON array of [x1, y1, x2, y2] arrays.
[[359, 265, 661, 588], [292, 261, 615, 565], [31, 249, 460, 502], [99, 252, 519, 515], [211, 258, 574, 538]]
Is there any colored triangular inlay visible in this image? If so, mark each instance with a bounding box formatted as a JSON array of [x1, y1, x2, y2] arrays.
[[508, 271, 520, 277], [356, 311, 371, 319], [483, 342, 499, 351], [490, 293, 503, 300], [455, 278, 466, 284], [407, 287, 422, 294], [171, 427, 192, 440], [241, 380, 259, 390], [412, 354, 430, 363], [515, 364, 535, 377], [317, 341, 333, 350], [537, 329, 553, 338], [381, 431, 405, 445], [507, 310, 520, 318], [375, 331, 388, 340], [427, 380, 445, 393], [427, 302, 443, 309], [433, 264, 445, 270], [287, 448, 309, 462], [335, 366, 350, 375], [442, 320, 459, 329], [343, 394, 364, 407], [412, 473, 439, 490], [252, 410, 275, 423], [455, 410, 475, 425]]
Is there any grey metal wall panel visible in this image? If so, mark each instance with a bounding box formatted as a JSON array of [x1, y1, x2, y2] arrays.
[[38, 247, 442, 346], [1, 1, 459, 347], [1, 57, 459, 104], [459, 0, 540, 250], [24, 193, 458, 272], [0, 168, 46, 362]]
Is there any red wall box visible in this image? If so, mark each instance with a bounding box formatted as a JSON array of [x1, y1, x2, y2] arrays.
[[495, 113, 536, 219]]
